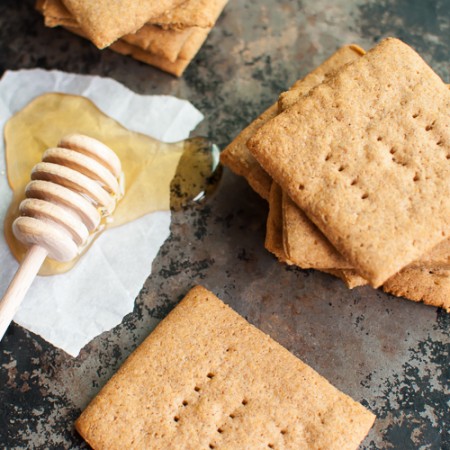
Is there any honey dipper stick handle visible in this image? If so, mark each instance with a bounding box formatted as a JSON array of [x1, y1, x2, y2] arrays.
[[0, 245, 48, 341]]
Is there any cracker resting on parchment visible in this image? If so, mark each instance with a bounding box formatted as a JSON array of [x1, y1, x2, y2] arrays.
[[76, 286, 375, 450], [248, 38, 450, 287]]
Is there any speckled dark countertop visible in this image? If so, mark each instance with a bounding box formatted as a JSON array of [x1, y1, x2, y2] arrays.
[[1, 0, 449, 448]]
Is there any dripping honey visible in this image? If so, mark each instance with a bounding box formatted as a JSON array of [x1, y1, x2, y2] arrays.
[[4, 93, 220, 275]]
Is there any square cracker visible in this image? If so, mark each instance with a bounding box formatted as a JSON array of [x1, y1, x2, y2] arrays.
[[76, 286, 375, 450], [61, 0, 186, 48], [220, 45, 364, 201], [248, 38, 450, 287]]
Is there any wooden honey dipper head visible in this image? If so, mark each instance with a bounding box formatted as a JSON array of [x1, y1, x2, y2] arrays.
[[12, 134, 122, 262], [1, 134, 122, 340]]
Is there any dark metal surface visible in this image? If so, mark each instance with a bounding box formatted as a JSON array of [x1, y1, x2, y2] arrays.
[[1, 0, 449, 448]]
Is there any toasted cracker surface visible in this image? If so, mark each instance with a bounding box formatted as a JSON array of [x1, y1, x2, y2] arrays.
[[76, 286, 375, 450], [248, 38, 450, 287], [384, 265, 450, 311], [61, 0, 186, 48]]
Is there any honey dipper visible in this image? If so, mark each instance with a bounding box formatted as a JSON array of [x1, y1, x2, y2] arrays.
[[0, 134, 122, 341]]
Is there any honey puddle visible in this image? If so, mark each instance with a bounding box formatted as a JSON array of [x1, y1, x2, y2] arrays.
[[4, 93, 221, 275]]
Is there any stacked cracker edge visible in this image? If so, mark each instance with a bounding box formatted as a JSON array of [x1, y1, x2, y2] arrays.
[[36, 0, 229, 77], [221, 39, 450, 312]]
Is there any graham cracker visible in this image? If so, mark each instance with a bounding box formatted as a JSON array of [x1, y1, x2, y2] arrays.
[[151, 0, 229, 30], [76, 286, 375, 449], [248, 38, 450, 287], [110, 27, 210, 77], [221, 104, 278, 200], [61, 0, 186, 48], [265, 183, 368, 288], [220, 45, 364, 202], [383, 265, 450, 312], [40, 0, 193, 62]]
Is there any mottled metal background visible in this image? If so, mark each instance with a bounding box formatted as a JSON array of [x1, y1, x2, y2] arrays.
[[0, 0, 449, 448]]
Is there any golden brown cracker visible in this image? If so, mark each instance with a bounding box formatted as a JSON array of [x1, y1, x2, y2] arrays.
[[384, 265, 450, 312], [248, 38, 450, 287], [61, 0, 186, 48], [76, 286, 375, 450]]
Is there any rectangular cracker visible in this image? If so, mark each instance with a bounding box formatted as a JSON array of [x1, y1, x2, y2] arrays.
[[248, 38, 450, 287], [110, 28, 210, 77], [76, 286, 375, 449], [40, 0, 194, 62], [220, 45, 364, 201], [61, 0, 186, 48]]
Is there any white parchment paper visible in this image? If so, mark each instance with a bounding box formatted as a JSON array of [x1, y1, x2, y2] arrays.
[[0, 69, 204, 356]]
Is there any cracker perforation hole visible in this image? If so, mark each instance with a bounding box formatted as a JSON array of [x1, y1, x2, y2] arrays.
[[389, 148, 396, 154], [298, 184, 305, 190], [182, 400, 188, 407], [280, 429, 287, 435], [242, 399, 248, 406], [209, 444, 215, 449], [425, 124, 433, 131], [194, 386, 201, 392], [436, 140, 443, 146], [377, 136, 382, 142], [338, 166, 345, 172], [324, 153, 331, 161], [173, 416, 180, 423], [217, 428, 224, 434], [229, 413, 235, 419], [446, 154, 450, 160], [350, 179, 358, 186], [361, 193, 369, 200], [268, 444, 274, 449], [207, 372, 215, 379], [413, 174, 420, 182], [412, 113, 419, 119]]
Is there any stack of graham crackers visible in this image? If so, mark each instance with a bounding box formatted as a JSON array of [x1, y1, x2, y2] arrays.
[[36, 0, 228, 76], [222, 38, 450, 311]]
